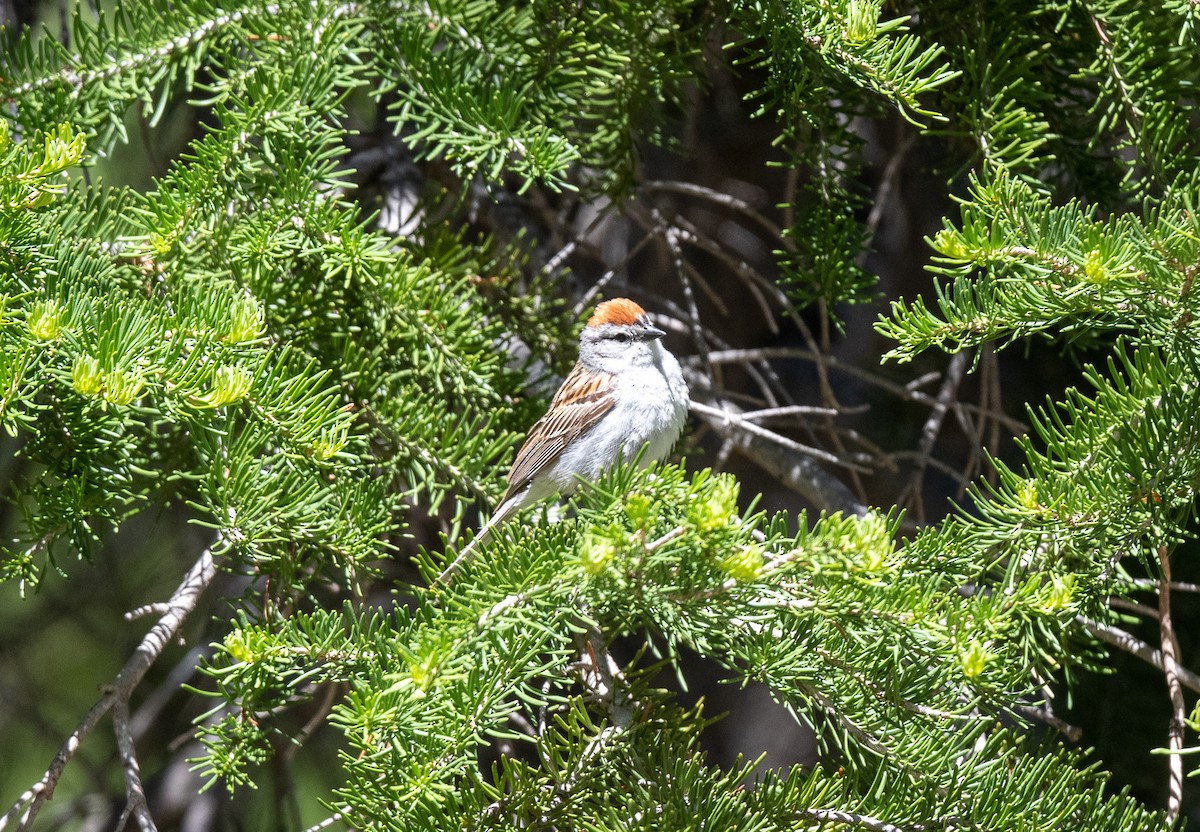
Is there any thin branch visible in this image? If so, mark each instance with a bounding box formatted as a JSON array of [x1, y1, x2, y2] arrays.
[[690, 400, 872, 474], [112, 699, 156, 832], [1157, 546, 1185, 825], [897, 351, 969, 522], [688, 396, 868, 516], [698, 347, 1028, 435], [279, 681, 341, 767], [573, 232, 659, 314], [810, 645, 981, 723], [125, 603, 171, 621], [865, 130, 916, 245], [972, 345, 1003, 490], [2, 545, 217, 832], [648, 208, 716, 378], [668, 213, 778, 334], [640, 180, 788, 248], [739, 404, 852, 422], [504, 620, 637, 825], [7, 5, 283, 97], [576, 623, 633, 729], [1127, 578, 1200, 594], [300, 812, 344, 832], [131, 646, 208, 741], [666, 313, 789, 408], [800, 808, 910, 832], [1013, 702, 1083, 743], [803, 685, 893, 759], [1108, 596, 1159, 620], [645, 526, 685, 553], [1080, 616, 1200, 695], [888, 450, 972, 485]]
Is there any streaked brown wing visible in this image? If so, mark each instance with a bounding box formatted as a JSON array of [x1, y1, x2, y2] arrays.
[[501, 364, 615, 503]]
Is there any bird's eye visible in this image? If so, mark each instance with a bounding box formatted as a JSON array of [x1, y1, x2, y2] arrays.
[[614, 331, 632, 343]]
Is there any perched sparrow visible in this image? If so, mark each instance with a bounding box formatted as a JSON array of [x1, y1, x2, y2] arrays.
[[438, 298, 689, 583]]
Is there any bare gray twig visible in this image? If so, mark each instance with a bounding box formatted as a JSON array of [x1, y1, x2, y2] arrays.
[[577, 623, 633, 729], [641, 180, 788, 249], [700, 347, 1028, 436], [1013, 702, 1083, 743], [300, 811, 344, 832], [801, 807, 908, 832], [897, 351, 969, 522], [688, 397, 870, 517], [112, 699, 156, 832], [1157, 547, 1185, 825], [689, 400, 871, 474], [1081, 615, 1200, 695], [2, 545, 217, 832]]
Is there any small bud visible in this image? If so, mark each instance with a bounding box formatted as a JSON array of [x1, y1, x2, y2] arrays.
[[860, 544, 887, 573], [837, 511, 893, 572], [211, 366, 251, 406], [579, 530, 616, 576], [27, 300, 63, 341], [148, 232, 171, 256], [22, 188, 56, 210], [223, 630, 253, 664], [1038, 574, 1076, 613], [407, 654, 438, 695], [1016, 480, 1039, 511], [960, 640, 990, 679], [932, 228, 969, 260], [226, 291, 265, 343], [717, 544, 764, 582], [191, 366, 251, 409], [688, 473, 739, 532], [71, 355, 104, 395], [311, 422, 349, 461], [624, 493, 654, 530], [41, 124, 86, 172], [103, 369, 145, 406], [844, 0, 879, 44], [1083, 249, 1108, 283]]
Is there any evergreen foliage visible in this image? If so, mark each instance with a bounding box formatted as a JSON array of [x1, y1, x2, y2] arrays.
[[2, 0, 1200, 830]]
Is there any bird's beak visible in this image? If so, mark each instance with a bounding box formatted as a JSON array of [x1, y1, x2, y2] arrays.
[[643, 324, 666, 341]]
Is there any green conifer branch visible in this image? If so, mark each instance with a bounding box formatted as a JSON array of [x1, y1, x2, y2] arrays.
[[4, 1, 1199, 828], [878, 172, 1200, 361], [191, 463, 1168, 828]]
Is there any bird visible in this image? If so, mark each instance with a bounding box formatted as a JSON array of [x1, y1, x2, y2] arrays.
[[437, 298, 689, 584]]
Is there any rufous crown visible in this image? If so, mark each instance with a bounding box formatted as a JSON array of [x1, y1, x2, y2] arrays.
[[587, 298, 646, 328]]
